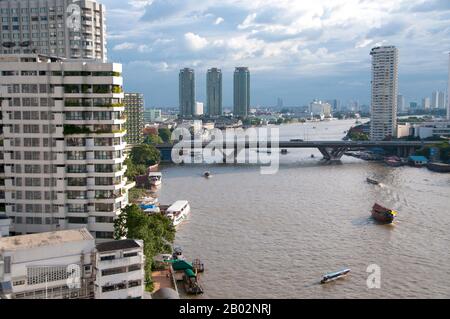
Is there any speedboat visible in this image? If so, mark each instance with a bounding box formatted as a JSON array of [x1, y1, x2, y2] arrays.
[[366, 178, 380, 185], [320, 269, 351, 284], [203, 171, 212, 178], [281, 149, 288, 155]]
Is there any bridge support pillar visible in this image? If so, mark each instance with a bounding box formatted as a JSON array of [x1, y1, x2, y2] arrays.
[[318, 147, 348, 162]]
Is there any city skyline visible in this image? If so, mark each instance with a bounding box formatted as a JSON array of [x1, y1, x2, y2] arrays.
[[103, 0, 450, 107]]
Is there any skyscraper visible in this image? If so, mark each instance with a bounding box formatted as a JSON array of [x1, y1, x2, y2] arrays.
[[422, 97, 431, 109], [431, 91, 439, 109], [233, 67, 250, 117], [206, 68, 222, 116], [0, 0, 107, 61], [397, 95, 405, 113], [370, 46, 399, 141], [179, 68, 195, 117], [0, 54, 131, 240], [448, 53, 450, 120], [124, 93, 144, 145], [438, 91, 446, 109]]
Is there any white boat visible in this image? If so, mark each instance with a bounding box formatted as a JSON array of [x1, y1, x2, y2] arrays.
[[166, 200, 190, 227], [149, 172, 162, 186]]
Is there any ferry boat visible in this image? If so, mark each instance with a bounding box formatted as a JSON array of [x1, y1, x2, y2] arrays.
[[371, 203, 397, 224], [149, 172, 162, 186], [166, 200, 190, 227], [320, 269, 351, 284]]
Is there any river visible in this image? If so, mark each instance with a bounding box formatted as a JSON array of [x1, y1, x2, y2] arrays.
[[156, 119, 450, 299]]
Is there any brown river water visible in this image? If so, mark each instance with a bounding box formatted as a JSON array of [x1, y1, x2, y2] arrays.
[[155, 119, 450, 298]]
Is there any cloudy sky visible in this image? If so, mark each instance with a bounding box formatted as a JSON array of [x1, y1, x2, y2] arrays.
[[102, 0, 450, 108]]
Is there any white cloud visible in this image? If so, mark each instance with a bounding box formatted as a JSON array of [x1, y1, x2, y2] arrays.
[[113, 42, 137, 51], [214, 17, 224, 25], [184, 32, 208, 51], [355, 39, 374, 49]]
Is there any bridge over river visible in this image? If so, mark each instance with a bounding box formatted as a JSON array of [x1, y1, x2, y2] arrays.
[[155, 140, 439, 162]]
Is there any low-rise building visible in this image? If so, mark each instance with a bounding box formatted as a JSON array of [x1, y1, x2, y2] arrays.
[[95, 239, 145, 299], [0, 228, 96, 299], [0, 229, 145, 299], [413, 121, 450, 139]]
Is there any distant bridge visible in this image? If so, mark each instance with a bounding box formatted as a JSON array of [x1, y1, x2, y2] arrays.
[[156, 140, 440, 162]]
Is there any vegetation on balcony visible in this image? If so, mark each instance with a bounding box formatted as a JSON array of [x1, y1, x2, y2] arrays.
[[63, 125, 91, 135], [112, 85, 123, 94], [114, 204, 175, 291]]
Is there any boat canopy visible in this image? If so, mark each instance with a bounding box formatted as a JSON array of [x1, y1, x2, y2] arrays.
[[184, 269, 196, 278], [172, 260, 194, 271], [167, 200, 189, 213]]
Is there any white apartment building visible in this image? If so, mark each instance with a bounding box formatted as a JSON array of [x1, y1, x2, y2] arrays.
[[0, 228, 145, 299], [0, 54, 134, 241], [0, 0, 107, 61], [0, 228, 97, 299], [95, 239, 144, 299], [194, 101, 204, 116], [370, 46, 399, 141]]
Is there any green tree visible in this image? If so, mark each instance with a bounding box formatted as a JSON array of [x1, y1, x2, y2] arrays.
[[114, 205, 175, 291], [130, 144, 161, 166], [158, 128, 172, 143], [144, 134, 163, 145], [124, 157, 147, 181]]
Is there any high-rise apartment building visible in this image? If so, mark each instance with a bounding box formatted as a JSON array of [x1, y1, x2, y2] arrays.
[[206, 68, 222, 117], [422, 97, 430, 109], [448, 53, 450, 120], [397, 95, 405, 113], [0, 0, 107, 61], [179, 68, 195, 118], [0, 54, 133, 241], [438, 91, 446, 109], [431, 91, 439, 109], [370, 46, 399, 141], [123, 93, 144, 145], [233, 67, 250, 118]]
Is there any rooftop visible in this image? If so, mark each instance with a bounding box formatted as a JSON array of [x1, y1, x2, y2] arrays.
[[96, 239, 143, 253], [0, 228, 93, 252]]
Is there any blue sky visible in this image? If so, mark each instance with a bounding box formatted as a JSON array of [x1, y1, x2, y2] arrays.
[[102, 0, 450, 108]]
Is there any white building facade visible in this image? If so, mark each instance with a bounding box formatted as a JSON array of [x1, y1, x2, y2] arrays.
[[370, 46, 399, 141], [95, 239, 145, 299], [0, 228, 96, 299], [0, 0, 107, 61], [0, 229, 145, 299], [0, 54, 134, 240]]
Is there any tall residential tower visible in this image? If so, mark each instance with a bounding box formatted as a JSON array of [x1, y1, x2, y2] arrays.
[[0, 0, 107, 61], [123, 93, 144, 145], [179, 68, 195, 117], [370, 46, 399, 141], [233, 67, 250, 118], [206, 68, 222, 117], [0, 54, 133, 240]]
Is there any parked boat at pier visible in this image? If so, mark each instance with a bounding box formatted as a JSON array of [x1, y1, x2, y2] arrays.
[[320, 269, 351, 284], [384, 156, 403, 167], [166, 200, 190, 227], [427, 162, 450, 173], [371, 203, 397, 224], [149, 172, 162, 186]]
